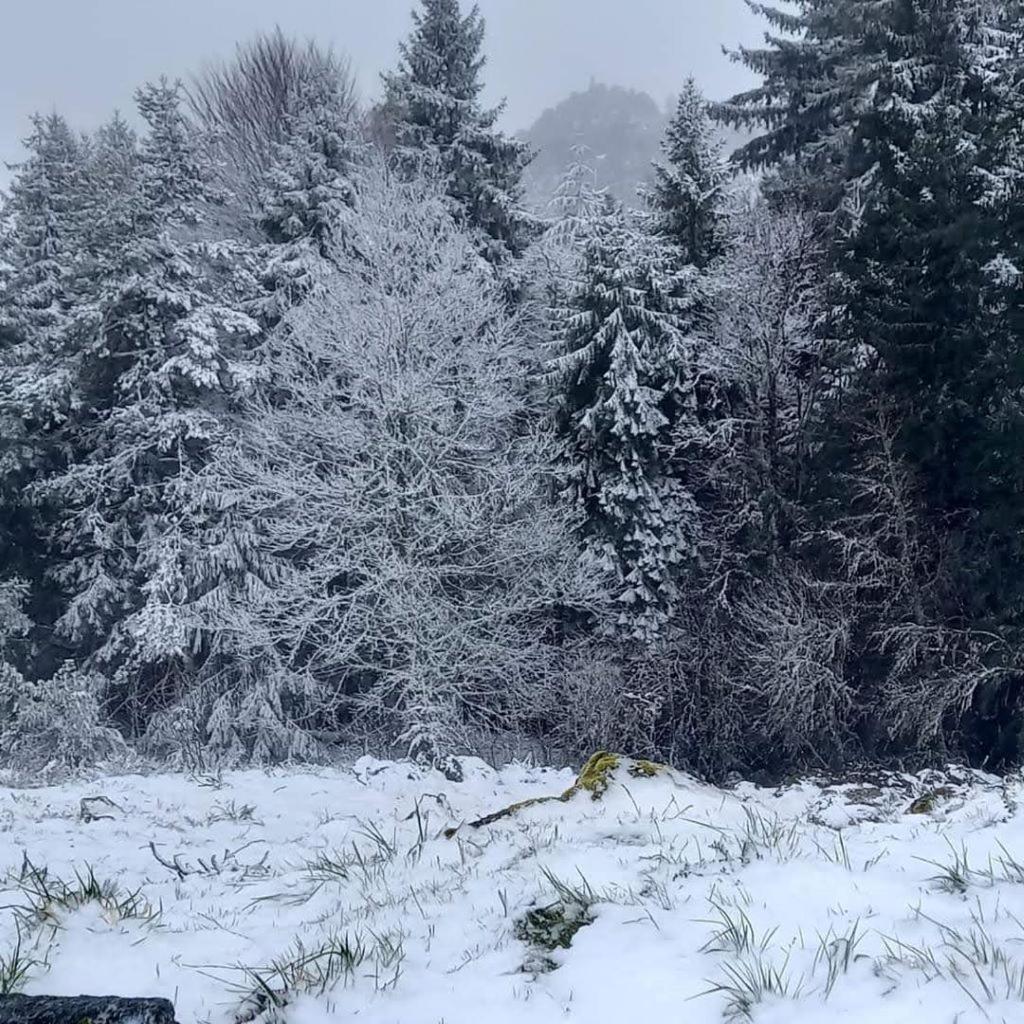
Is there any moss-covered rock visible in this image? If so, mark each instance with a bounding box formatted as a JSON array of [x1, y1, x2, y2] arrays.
[[565, 751, 619, 799], [908, 786, 956, 814], [514, 900, 591, 952], [514, 887, 596, 974], [558, 751, 665, 801]]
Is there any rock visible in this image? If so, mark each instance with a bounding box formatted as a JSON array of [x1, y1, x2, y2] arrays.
[[908, 786, 956, 814], [568, 751, 664, 799], [0, 995, 178, 1024], [436, 755, 464, 784]]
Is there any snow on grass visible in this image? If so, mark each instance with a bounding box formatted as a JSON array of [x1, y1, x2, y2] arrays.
[[0, 757, 1022, 1023]]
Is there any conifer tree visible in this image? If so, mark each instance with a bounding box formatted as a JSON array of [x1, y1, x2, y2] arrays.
[[550, 204, 698, 639], [44, 80, 261, 729], [0, 114, 88, 625], [78, 114, 143, 273], [723, 0, 1024, 760], [720, 1, 856, 176], [646, 79, 729, 456], [258, 66, 359, 317], [718, 0, 1007, 208], [546, 146, 609, 243], [529, 146, 610, 310], [649, 79, 728, 268], [382, 0, 534, 262], [0, 114, 84, 347]]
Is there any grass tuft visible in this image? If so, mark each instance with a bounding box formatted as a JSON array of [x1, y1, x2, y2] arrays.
[[232, 931, 405, 1023], [698, 950, 803, 1022], [7, 856, 160, 931], [0, 923, 47, 995]]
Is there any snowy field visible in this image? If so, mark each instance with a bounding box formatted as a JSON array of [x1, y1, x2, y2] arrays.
[[2, 757, 1024, 1024]]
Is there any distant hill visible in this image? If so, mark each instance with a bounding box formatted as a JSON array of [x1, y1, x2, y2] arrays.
[[519, 82, 669, 211]]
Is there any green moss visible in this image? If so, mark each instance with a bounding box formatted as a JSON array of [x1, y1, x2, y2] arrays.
[[908, 786, 955, 815], [628, 758, 664, 780], [514, 899, 594, 975], [566, 751, 621, 800]]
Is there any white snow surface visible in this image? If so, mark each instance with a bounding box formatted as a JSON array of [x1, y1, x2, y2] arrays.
[[2, 757, 1024, 1023]]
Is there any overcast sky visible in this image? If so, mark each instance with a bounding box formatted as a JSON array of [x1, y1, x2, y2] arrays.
[[0, 1, 767, 187]]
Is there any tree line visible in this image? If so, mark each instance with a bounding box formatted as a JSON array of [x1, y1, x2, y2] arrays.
[[2, 0, 1023, 779]]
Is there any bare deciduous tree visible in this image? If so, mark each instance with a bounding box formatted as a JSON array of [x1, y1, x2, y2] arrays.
[[189, 28, 359, 211], [703, 195, 831, 564], [194, 164, 605, 765]]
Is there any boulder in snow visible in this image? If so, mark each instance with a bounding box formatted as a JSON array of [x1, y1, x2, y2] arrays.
[[0, 995, 178, 1024]]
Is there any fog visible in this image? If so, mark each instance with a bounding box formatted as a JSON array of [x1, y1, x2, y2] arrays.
[[0, 0, 765, 186]]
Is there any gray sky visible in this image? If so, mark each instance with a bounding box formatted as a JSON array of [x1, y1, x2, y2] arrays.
[[0, 0, 766, 187]]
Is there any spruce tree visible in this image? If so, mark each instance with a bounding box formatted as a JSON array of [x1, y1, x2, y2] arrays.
[[719, 1, 1011, 202], [649, 79, 728, 268], [0, 114, 88, 634], [258, 66, 359, 317], [726, 0, 1024, 760], [44, 80, 261, 730], [531, 146, 610, 309], [78, 114, 143, 274], [0, 114, 84, 353], [550, 204, 698, 639], [382, 0, 534, 262]]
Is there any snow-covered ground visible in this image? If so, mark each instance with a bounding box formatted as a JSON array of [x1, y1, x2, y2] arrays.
[[2, 756, 1024, 1024]]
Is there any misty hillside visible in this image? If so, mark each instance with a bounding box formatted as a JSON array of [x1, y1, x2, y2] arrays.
[[519, 80, 753, 210], [519, 82, 669, 209]]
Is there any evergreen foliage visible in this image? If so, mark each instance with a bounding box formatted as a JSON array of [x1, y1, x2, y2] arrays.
[[31, 81, 262, 729], [3, 7, 1024, 776], [648, 79, 728, 268], [718, 0, 1024, 765], [381, 0, 535, 261], [550, 197, 699, 640]]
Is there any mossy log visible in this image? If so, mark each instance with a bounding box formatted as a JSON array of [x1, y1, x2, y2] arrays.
[[444, 751, 667, 838]]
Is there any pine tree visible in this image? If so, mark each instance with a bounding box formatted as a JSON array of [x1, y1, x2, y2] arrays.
[[382, 0, 534, 262], [649, 79, 728, 268], [550, 204, 698, 639]]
